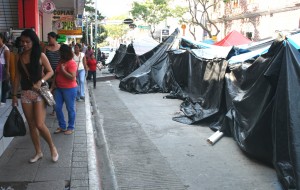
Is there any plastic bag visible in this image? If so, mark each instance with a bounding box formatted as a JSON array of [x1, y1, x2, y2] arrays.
[[3, 106, 26, 137]]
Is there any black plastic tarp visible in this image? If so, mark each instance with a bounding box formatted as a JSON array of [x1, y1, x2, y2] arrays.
[[266, 41, 300, 189], [119, 29, 179, 93], [113, 44, 139, 79], [108, 44, 127, 73], [170, 38, 300, 189], [168, 50, 229, 128]]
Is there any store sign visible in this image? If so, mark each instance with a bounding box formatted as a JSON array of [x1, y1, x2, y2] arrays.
[[52, 10, 74, 21], [161, 29, 169, 36], [57, 29, 82, 35], [42, 0, 56, 14], [138, 25, 150, 30]]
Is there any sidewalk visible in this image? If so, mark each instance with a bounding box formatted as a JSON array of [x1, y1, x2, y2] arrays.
[[0, 83, 99, 190]]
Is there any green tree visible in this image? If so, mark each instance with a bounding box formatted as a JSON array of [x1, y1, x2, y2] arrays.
[[83, 0, 105, 44], [130, 0, 173, 40], [182, 0, 221, 38], [104, 15, 130, 42]]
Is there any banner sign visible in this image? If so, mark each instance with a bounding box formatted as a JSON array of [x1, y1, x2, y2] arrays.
[[52, 10, 74, 21], [57, 29, 82, 35]]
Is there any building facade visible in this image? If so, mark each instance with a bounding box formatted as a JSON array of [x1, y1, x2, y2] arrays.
[[0, 0, 85, 43], [209, 0, 300, 41]]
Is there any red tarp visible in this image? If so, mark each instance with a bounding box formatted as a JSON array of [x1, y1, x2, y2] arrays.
[[214, 30, 252, 46]]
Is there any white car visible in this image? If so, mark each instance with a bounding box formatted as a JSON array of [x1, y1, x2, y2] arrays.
[[100, 47, 114, 58]]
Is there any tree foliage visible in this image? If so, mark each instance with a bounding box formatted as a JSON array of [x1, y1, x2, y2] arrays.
[[105, 15, 130, 40], [130, 0, 174, 40], [83, 0, 105, 44], [182, 0, 221, 38]]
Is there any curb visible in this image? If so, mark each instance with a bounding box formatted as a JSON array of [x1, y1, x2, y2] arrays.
[[89, 84, 119, 190], [85, 82, 101, 190]]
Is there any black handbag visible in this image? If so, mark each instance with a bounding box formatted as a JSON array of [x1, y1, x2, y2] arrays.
[[3, 106, 26, 137]]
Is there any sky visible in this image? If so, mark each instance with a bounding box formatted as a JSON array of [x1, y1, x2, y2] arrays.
[[96, 0, 133, 18]]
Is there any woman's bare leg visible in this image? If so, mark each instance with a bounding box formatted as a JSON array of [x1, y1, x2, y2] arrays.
[[33, 101, 58, 159], [22, 103, 42, 155]]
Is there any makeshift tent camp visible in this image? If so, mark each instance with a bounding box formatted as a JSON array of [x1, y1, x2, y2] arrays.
[[214, 30, 252, 46], [171, 35, 300, 189], [113, 28, 300, 189], [119, 28, 179, 93], [109, 31, 177, 79]]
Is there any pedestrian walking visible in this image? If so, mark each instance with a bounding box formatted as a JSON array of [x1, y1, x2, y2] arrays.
[[100, 52, 106, 67], [51, 44, 77, 135], [0, 33, 10, 106], [87, 54, 97, 89], [81, 42, 87, 54], [11, 29, 59, 163], [73, 43, 87, 101], [85, 45, 94, 61], [44, 32, 61, 115]]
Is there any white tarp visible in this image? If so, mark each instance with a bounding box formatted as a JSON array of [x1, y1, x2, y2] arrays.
[[133, 36, 159, 55]]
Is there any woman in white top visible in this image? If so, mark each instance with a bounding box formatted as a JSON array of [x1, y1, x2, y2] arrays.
[[73, 43, 87, 101], [0, 33, 10, 105]]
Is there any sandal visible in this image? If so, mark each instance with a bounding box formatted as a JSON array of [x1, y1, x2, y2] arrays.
[[54, 128, 66, 134], [64, 130, 74, 135]]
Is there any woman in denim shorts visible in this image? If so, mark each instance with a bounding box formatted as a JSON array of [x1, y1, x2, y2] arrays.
[[11, 29, 59, 163]]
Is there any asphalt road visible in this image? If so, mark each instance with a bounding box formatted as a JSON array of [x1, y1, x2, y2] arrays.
[[90, 79, 282, 190]]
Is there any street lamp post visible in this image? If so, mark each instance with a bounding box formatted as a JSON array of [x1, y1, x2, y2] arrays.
[[94, 0, 98, 60]]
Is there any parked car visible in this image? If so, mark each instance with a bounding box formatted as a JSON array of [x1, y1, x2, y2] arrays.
[[100, 47, 114, 58]]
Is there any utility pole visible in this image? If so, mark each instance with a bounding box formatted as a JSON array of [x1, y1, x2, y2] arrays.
[[85, 16, 89, 45], [94, 0, 98, 60], [90, 22, 93, 46]]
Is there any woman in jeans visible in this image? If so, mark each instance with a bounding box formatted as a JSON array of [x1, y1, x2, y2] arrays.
[[11, 29, 58, 163], [51, 44, 77, 135], [73, 43, 87, 101]]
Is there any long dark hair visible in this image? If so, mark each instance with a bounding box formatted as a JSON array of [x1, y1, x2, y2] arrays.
[[0, 33, 6, 43], [20, 29, 42, 83], [60, 44, 73, 61]]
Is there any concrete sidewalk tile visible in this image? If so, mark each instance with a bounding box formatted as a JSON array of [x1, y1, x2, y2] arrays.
[[70, 179, 89, 188], [0, 84, 95, 189], [72, 161, 88, 168], [26, 180, 66, 190], [35, 167, 71, 181]]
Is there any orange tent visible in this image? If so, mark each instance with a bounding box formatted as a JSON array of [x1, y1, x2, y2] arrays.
[[214, 30, 252, 46]]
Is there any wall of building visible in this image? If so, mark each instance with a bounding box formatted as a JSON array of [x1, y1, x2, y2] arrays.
[[210, 0, 300, 41], [0, 0, 19, 33], [42, 13, 53, 42]]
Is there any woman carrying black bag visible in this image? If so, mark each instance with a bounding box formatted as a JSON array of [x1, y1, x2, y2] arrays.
[[11, 29, 59, 163]]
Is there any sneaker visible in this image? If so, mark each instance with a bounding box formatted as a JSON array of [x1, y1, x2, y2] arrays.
[[76, 99, 83, 102], [80, 96, 85, 100]]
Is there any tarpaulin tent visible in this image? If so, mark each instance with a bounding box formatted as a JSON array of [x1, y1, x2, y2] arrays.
[[119, 29, 179, 93], [214, 30, 252, 46], [133, 36, 159, 55], [109, 31, 177, 79], [114, 28, 300, 189], [108, 44, 127, 74], [170, 35, 300, 189]]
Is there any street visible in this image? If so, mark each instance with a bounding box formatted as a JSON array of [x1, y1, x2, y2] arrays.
[[89, 79, 282, 190]]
